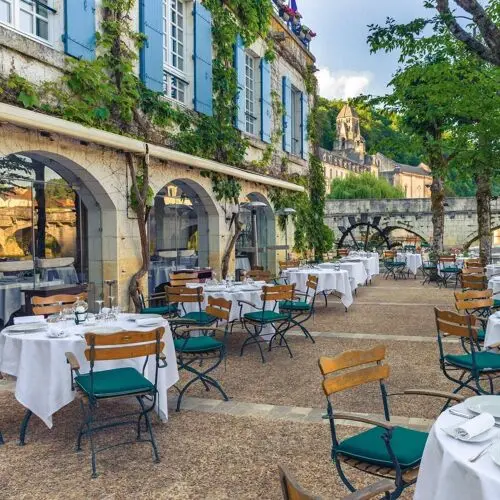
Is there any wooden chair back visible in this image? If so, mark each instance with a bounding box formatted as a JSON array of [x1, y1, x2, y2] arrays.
[[465, 259, 483, 267], [84, 327, 165, 363], [337, 248, 349, 257], [246, 269, 272, 282], [460, 273, 487, 290], [205, 297, 232, 322], [434, 308, 479, 340], [32, 293, 88, 316], [279, 260, 300, 271], [306, 275, 318, 292], [439, 255, 456, 264], [318, 346, 389, 396], [383, 250, 395, 260], [455, 289, 493, 311], [169, 272, 199, 287], [262, 284, 295, 303], [166, 286, 203, 304], [461, 267, 483, 275], [278, 465, 321, 500]]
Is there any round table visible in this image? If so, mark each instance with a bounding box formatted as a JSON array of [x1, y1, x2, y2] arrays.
[[485, 313, 500, 348], [319, 262, 367, 290], [414, 402, 500, 499], [396, 253, 423, 276], [235, 257, 251, 271], [284, 269, 353, 309], [0, 316, 178, 428]]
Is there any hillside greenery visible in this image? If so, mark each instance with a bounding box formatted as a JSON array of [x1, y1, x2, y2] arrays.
[[327, 172, 405, 200]]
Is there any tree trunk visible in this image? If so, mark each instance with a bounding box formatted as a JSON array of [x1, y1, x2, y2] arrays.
[[221, 212, 243, 279], [430, 174, 445, 258], [475, 172, 492, 266], [33, 163, 46, 259]]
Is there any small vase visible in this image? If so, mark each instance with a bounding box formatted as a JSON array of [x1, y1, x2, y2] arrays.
[[299, 31, 306, 40], [292, 17, 300, 26], [305, 33, 312, 41], [280, 10, 290, 21]]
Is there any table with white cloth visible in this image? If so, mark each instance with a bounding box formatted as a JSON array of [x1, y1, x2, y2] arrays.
[[235, 257, 251, 271], [488, 276, 500, 295], [485, 313, 500, 348], [364, 254, 380, 280], [414, 402, 500, 500], [40, 265, 79, 285], [486, 265, 500, 280], [396, 252, 423, 276], [0, 279, 64, 326], [149, 262, 173, 290], [0, 316, 179, 428], [318, 262, 367, 290], [284, 269, 353, 309]]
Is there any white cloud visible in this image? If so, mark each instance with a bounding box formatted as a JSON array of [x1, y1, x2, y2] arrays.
[[316, 67, 373, 100]]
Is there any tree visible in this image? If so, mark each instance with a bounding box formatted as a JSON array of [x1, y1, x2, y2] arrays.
[[328, 173, 405, 200]]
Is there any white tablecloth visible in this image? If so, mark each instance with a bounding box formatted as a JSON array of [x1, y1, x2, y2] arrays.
[[150, 263, 173, 290], [364, 255, 380, 280], [486, 265, 500, 280], [284, 269, 353, 309], [235, 257, 251, 271], [485, 314, 500, 348], [0, 279, 64, 325], [396, 253, 423, 275], [40, 265, 79, 285], [319, 262, 367, 290], [415, 402, 500, 500], [488, 277, 500, 295], [0, 316, 178, 428]]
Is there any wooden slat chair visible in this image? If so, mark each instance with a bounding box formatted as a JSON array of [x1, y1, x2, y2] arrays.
[[137, 285, 178, 317], [278, 260, 300, 285], [32, 293, 88, 316], [318, 345, 465, 499], [278, 464, 394, 500], [421, 260, 439, 285], [435, 308, 500, 396], [337, 248, 349, 257], [173, 297, 232, 411], [238, 284, 295, 363], [438, 255, 461, 288], [382, 251, 406, 280], [465, 260, 484, 270], [64, 328, 167, 478], [166, 286, 217, 332], [279, 275, 318, 344], [454, 289, 493, 343], [460, 272, 488, 291], [169, 272, 199, 287], [244, 269, 273, 282]]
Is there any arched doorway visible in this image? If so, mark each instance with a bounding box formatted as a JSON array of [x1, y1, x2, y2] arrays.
[[148, 178, 220, 292], [236, 193, 276, 272]]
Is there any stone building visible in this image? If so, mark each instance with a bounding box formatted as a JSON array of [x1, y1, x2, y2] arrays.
[[0, 0, 315, 312], [323, 104, 432, 198]]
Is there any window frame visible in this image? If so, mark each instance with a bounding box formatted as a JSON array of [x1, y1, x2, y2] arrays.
[[244, 52, 258, 136], [0, 0, 55, 45], [290, 85, 302, 157]]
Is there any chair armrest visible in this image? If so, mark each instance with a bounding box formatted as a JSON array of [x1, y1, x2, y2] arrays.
[[324, 411, 394, 430], [65, 352, 80, 372], [237, 299, 258, 309], [176, 327, 227, 335], [169, 318, 197, 325], [343, 479, 394, 500], [401, 389, 465, 402]]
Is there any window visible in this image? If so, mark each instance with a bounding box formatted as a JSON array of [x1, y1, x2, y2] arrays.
[[0, 0, 51, 42], [163, 0, 187, 104], [245, 53, 257, 135], [290, 87, 301, 156]]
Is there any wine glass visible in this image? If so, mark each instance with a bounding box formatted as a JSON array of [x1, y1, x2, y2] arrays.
[[57, 301, 64, 321], [95, 299, 104, 319]]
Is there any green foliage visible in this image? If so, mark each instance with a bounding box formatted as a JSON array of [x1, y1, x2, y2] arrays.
[[6, 73, 39, 109], [328, 172, 405, 200], [200, 171, 242, 205], [129, 175, 154, 211]]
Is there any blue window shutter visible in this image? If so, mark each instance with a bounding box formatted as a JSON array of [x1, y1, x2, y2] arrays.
[[139, 0, 164, 92], [260, 59, 272, 143], [282, 76, 292, 153], [235, 34, 246, 131], [301, 92, 309, 159], [194, 1, 213, 116], [63, 0, 96, 60]]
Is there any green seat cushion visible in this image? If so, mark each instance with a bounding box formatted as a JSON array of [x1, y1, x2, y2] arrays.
[[337, 426, 427, 469], [478, 329, 486, 342], [494, 300, 500, 308], [182, 311, 217, 325], [244, 311, 289, 323], [444, 351, 500, 371], [174, 336, 224, 353], [442, 266, 460, 273], [423, 264, 437, 270], [141, 304, 177, 315], [75, 367, 154, 398], [279, 300, 311, 311]]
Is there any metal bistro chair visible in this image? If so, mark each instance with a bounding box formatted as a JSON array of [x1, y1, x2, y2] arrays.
[[169, 272, 200, 287], [435, 308, 500, 397], [454, 289, 494, 345], [172, 297, 232, 411], [0, 430, 3, 445], [278, 464, 395, 500], [244, 269, 273, 282], [64, 327, 167, 478], [31, 292, 88, 316], [438, 256, 461, 288], [382, 251, 406, 280], [337, 248, 349, 258], [319, 345, 465, 499], [238, 284, 295, 363], [279, 275, 318, 344], [421, 261, 439, 286], [138, 285, 178, 318], [460, 272, 488, 291]]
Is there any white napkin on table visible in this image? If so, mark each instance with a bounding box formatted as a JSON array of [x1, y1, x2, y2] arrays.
[[14, 315, 46, 324], [452, 413, 495, 440], [135, 317, 164, 327]]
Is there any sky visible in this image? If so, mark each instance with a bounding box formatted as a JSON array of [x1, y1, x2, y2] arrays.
[[296, 1, 430, 99]]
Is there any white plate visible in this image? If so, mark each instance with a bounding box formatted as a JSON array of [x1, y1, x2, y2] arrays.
[[490, 442, 500, 466], [442, 422, 498, 443], [134, 314, 162, 320], [204, 287, 225, 292], [466, 396, 500, 418], [6, 322, 47, 333], [83, 326, 124, 334]]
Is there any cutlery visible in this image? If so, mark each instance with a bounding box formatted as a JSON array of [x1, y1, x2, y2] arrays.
[[469, 441, 496, 462], [449, 408, 500, 428]]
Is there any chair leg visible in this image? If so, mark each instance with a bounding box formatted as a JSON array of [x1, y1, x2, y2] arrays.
[[19, 409, 33, 446], [240, 323, 266, 363], [138, 396, 160, 464], [0, 431, 4, 445], [87, 406, 98, 479]]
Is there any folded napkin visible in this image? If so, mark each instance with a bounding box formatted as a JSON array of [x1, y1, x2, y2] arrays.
[[453, 413, 495, 441], [14, 315, 46, 325], [135, 317, 164, 327]]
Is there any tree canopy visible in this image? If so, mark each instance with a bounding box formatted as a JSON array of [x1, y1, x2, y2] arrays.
[[327, 173, 405, 200]]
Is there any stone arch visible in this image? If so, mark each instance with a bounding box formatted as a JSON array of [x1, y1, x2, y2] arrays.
[[383, 225, 428, 247], [4, 150, 117, 287], [463, 224, 500, 250]]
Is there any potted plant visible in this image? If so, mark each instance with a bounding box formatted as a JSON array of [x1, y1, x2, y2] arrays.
[[280, 5, 294, 22], [299, 24, 309, 40], [292, 10, 302, 26]]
